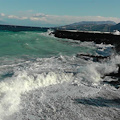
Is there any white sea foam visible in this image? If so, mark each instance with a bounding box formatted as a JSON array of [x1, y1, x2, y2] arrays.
[[39, 29, 55, 37], [0, 54, 120, 120], [75, 54, 120, 86], [0, 56, 76, 119], [0, 70, 74, 119]]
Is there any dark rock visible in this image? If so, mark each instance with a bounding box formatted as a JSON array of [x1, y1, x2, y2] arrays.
[[104, 65, 120, 78], [53, 30, 120, 53], [76, 53, 109, 62], [103, 80, 120, 89], [103, 65, 120, 89], [53, 30, 120, 44]]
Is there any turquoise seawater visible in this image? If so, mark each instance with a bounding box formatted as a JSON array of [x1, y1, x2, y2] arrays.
[[0, 30, 97, 59]]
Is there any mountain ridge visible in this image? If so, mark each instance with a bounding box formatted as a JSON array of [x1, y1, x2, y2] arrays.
[[56, 21, 118, 32], [111, 23, 120, 31], [67, 21, 116, 25]]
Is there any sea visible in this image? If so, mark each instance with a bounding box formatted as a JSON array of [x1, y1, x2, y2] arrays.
[[0, 29, 120, 120]]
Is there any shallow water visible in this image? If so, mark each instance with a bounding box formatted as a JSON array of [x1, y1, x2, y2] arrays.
[[0, 30, 120, 120]]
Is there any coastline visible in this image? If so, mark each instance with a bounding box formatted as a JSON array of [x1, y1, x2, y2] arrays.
[[53, 29, 120, 53]]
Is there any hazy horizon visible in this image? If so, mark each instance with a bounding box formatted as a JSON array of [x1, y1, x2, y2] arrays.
[[0, 0, 120, 27]]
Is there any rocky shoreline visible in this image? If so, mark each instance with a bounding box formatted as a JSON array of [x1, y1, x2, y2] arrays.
[[53, 30, 120, 89], [53, 30, 120, 53]]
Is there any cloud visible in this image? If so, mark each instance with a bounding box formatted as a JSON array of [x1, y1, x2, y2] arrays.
[[30, 17, 47, 22], [29, 14, 120, 25], [1, 12, 120, 26], [33, 13, 47, 17], [8, 15, 28, 20], [0, 13, 5, 17]]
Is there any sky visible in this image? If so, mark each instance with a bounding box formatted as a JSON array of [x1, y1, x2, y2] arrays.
[[0, 0, 120, 27]]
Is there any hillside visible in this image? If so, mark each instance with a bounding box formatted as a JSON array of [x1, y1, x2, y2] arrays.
[[68, 21, 116, 25], [56, 21, 116, 32], [110, 23, 120, 31]]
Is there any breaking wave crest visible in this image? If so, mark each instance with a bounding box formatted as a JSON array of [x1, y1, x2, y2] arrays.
[[0, 71, 73, 119]]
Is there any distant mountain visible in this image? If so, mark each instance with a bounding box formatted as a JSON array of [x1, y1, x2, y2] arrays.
[[68, 21, 116, 26], [0, 24, 49, 32], [110, 23, 120, 31], [56, 21, 116, 32]]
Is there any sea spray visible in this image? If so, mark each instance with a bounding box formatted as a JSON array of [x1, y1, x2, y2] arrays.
[[0, 70, 74, 119]]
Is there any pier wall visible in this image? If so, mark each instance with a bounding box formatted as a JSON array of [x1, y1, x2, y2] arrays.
[[53, 30, 120, 45]]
